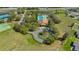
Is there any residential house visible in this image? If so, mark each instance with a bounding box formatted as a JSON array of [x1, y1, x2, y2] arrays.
[[37, 15, 48, 26]]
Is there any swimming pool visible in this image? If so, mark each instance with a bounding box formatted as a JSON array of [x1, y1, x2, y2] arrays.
[[0, 24, 11, 32], [37, 15, 48, 21], [0, 14, 10, 20]]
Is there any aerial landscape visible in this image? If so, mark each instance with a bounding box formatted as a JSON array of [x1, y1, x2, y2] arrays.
[[0, 7, 79, 51]]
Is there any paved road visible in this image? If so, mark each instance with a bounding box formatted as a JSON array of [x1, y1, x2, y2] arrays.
[[31, 27, 44, 43], [18, 10, 26, 24], [0, 8, 17, 12]]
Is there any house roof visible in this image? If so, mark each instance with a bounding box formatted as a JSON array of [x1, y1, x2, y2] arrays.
[[41, 19, 48, 25], [37, 15, 48, 25]]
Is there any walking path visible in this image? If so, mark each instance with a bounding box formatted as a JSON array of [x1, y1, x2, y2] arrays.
[[31, 27, 44, 43], [18, 10, 26, 24]]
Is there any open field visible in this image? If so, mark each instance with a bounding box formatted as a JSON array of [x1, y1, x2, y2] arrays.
[[55, 13, 79, 37], [55, 12, 79, 50], [0, 28, 63, 51]]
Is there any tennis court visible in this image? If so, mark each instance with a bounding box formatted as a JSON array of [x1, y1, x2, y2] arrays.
[[0, 23, 11, 32]]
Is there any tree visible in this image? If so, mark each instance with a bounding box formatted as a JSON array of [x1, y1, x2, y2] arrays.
[[63, 30, 76, 51], [8, 11, 16, 22], [26, 7, 39, 10], [48, 13, 61, 24], [20, 25, 28, 34], [17, 8, 25, 14], [15, 16, 21, 21], [0, 20, 4, 23], [55, 9, 58, 14], [13, 23, 29, 35], [13, 24, 21, 32], [48, 23, 59, 40], [43, 40, 51, 45]]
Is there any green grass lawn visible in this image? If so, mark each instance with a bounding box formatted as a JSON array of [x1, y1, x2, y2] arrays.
[[55, 12, 79, 51], [0, 28, 37, 50], [0, 28, 63, 51], [63, 36, 75, 51], [55, 13, 79, 37], [63, 30, 76, 51]]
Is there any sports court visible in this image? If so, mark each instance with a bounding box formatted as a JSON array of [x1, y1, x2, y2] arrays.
[[0, 23, 11, 32]]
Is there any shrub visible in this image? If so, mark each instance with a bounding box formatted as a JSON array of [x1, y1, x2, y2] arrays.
[[15, 16, 21, 21], [13, 24, 21, 32], [39, 32, 43, 35], [0, 20, 4, 23], [43, 40, 51, 45], [13, 23, 29, 35], [63, 30, 76, 51], [8, 11, 16, 22], [20, 25, 28, 34], [49, 14, 61, 24]]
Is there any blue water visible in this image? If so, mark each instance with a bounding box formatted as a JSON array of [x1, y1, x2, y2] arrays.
[[37, 16, 43, 21], [37, 15, 48, 21], [0, 14, 10, 20]]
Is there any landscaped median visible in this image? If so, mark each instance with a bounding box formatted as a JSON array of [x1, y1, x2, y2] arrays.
[[0, 23, 11, 32]]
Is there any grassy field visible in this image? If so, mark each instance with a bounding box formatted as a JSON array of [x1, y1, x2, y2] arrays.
[[55, 13, 79, 37], [0, 28, 37, 50], [63, 30, 76, 51], [55, 12, 79, 50], [0, 28, 63, 51]]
